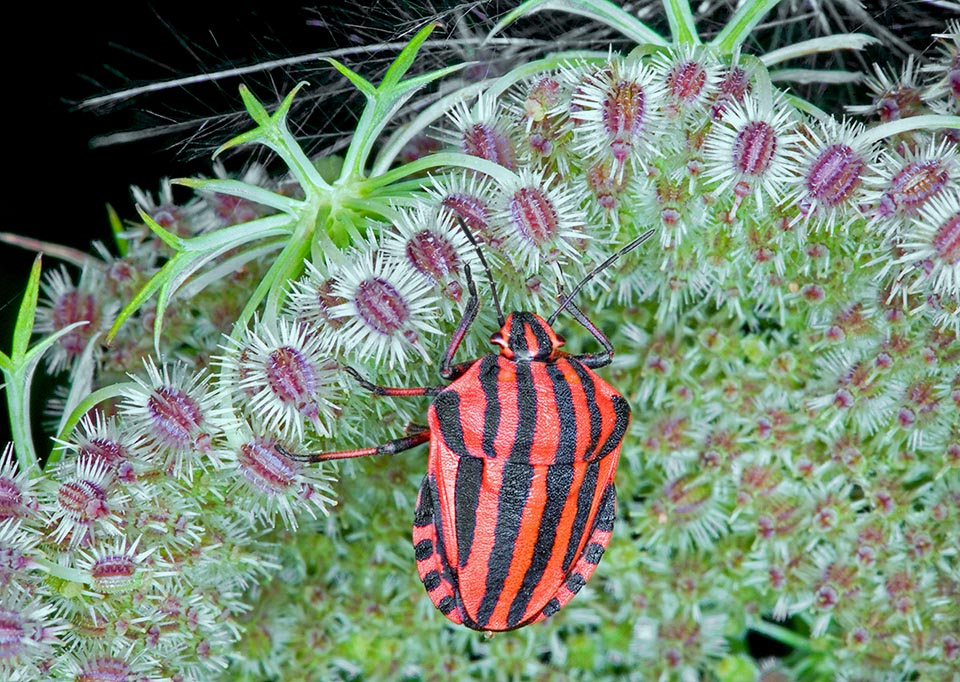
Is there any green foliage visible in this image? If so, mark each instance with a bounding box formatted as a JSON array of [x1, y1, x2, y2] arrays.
[[1, 3, 959, 681]]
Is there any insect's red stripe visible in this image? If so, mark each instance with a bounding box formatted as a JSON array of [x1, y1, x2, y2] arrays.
[[567, 360, 603, 459], [475, 460, 535, 628], [562, 458, 601, 572], [598, 396, 631, 459], [454, 455, 483, 568], [505, 463, 574, 627]]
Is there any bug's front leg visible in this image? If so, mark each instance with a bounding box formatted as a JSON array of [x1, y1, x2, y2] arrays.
[[276, 423, 430, 462], [557, 287, 614, 368], [440, 264, 481, 381]]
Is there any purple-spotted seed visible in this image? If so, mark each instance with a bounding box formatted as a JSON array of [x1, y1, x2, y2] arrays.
[[147, 387, 203, 449], [90, 554, 137, 593], [0, 609, 25, 659], [527, 133, 553, 157], [733, 121, 778, 176], [441, 194, 491, 237], [602, 80, 647, 155], [509, 187, 560, 246], [57, 480, 108, 523], [354, 277, 410, 336], [667, 60, 708, 105], [0, 478, 22, 521], [76, 657, 132, 682], [932, 209, 960, 264], [53, 289, 99, 357], [405, 229, 461, 283], [585, 162, 625, 210], [314, 279, 347, 328], [711, 66, 750, 119], [79, 438, 127, 470], [879, 160, 949, 217], [805, 144, 866, 208], [461, 123, 516, 170], [815, 585, 839, 610], [266, 346, 319, 420], [238, 439, 297, 495]]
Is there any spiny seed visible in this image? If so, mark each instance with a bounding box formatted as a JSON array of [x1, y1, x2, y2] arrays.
[[147, 387, 203, 448], [733, 121, 778, 176], [462, 123, 516, 170], [805, 144, 865, 207], [0, 478, 22, 520], [509, 187, 560, 246], [53, 289, 99, 356], [239, 440, 297, 494], [0, 610, 24, 658], [57, 480, 108, 522], [405, 229, 460, 283], [667, 61, 708, 105], [882, 160, 949, 216], [77, 657, 132, 682], [354, 278, 410, 336], [90, 555, 137, 593], [441, 194, 490, 236], [80, 438, 127, 469], [711, 66, 750, 119], [266, 346, 318, 407], [603, 80, 647, 149], [932, 210, 960, 264], [315, 279, 347, 328]]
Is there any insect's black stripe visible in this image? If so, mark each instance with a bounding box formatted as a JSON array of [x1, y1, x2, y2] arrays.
[[570, 360, 603, 460], [424, 474, 462, 608], [414, 539, 433, 561], [584, 542, 605, 565], [509, 315, 529, 354], [433, 391, 471, 459], [475, 461, 534, 628], [566, 572, 586, 594], [594, 483, 616, 533], [529, 317, 552, 357], [596, 396, 630, 460], [479, 355, 500, 459], [509, 360, 537, 464], [561, 458, 600, 572], [423, 570, 442, 591], [455, 455, 484, 567], [413, 477, 433, 528], [505, 463, 574, 628], [548, 361, 578, 464]]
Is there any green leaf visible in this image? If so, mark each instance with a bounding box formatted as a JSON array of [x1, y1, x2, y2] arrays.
[[137, 207, 184, 251], [381, 22, 440, 89], [661, 0, 699, 45], [710, 0, 783, 54], [13, 256, 43, 361], [486, 0, 667, 47], [107, 204, 128, 257], [760, 34, 879, 67], [49, 383, 135, 468], [325, 58, 377, 98], [174, 177, 301, 214]]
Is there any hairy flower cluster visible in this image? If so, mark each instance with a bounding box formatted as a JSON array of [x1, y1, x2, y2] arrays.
[[3, 8, 959, 682]]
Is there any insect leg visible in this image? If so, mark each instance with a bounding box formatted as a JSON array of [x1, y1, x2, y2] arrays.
[[557, 286, 614, 369], [344, 366, 443, 397], [439, 264, 481, 380], [276, 424, 430, 462]]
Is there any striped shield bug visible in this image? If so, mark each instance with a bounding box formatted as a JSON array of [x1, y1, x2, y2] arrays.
[[280, 222, 654, 631]]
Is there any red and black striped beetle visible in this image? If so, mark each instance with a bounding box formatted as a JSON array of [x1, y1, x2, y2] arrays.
[[281, 224, 654, 632]]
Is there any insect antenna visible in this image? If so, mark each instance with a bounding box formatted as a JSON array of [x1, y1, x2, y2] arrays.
[[547, 228, 656, 326], [454, 216, 505, 327]]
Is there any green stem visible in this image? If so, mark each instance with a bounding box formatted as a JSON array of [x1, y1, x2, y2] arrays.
[[34, 557, 91, 585], [747, 618, 812, 652]]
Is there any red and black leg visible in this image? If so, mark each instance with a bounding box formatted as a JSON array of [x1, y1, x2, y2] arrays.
[[558, 287, 614, 369], [277, 423, 430, 463], [439, 264, 482, 381]]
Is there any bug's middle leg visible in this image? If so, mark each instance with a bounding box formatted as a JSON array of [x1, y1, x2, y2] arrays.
[[276, 424, 430, 462]]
